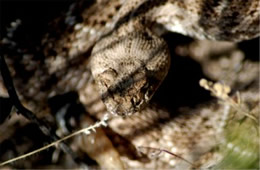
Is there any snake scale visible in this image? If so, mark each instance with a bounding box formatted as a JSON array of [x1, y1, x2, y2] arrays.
[[0, 0, 259, 169]]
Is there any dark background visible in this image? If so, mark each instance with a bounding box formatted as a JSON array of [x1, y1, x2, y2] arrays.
[[0, 0, 74, 40]]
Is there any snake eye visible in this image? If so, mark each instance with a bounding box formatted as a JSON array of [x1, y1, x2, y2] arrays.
[[97, 68, 118, 88]]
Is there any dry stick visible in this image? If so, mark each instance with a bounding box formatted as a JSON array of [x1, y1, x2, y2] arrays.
[[138, 146, 194, 166], [161, 149, 194, 165], [0, 51, 82, 165], [0, 117, 108, 166]]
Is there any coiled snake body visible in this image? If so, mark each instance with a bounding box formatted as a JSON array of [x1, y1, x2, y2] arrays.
[[0, 0, 259, 169]]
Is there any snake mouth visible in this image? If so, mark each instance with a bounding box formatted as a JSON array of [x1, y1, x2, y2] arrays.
[[103, 94, 146, 116], [96, 64, 170, 116], [101, 80, 147, 116], [100, 71, 162, 116]]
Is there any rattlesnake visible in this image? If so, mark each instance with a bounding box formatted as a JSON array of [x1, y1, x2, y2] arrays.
[[91, 0, 259, 116], [0, 0, 259, 169]]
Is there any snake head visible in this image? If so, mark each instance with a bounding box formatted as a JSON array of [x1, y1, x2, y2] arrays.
[[91, 29, 170, 116]]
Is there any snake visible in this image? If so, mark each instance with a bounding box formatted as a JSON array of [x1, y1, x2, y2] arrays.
[[0, 0, 259, 169]]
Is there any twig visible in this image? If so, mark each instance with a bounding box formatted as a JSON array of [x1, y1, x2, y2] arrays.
[[199, 79, 257, 122], [0, 50, 82, 165], [0, 114, 110, 166], [137, 146, 194, 166]]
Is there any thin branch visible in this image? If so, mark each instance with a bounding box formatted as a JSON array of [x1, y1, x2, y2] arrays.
[[0, 114, 110, 166], [161, 149, 194, 165], [0, 50, 82, 165], [137, 146, 194, 166]]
